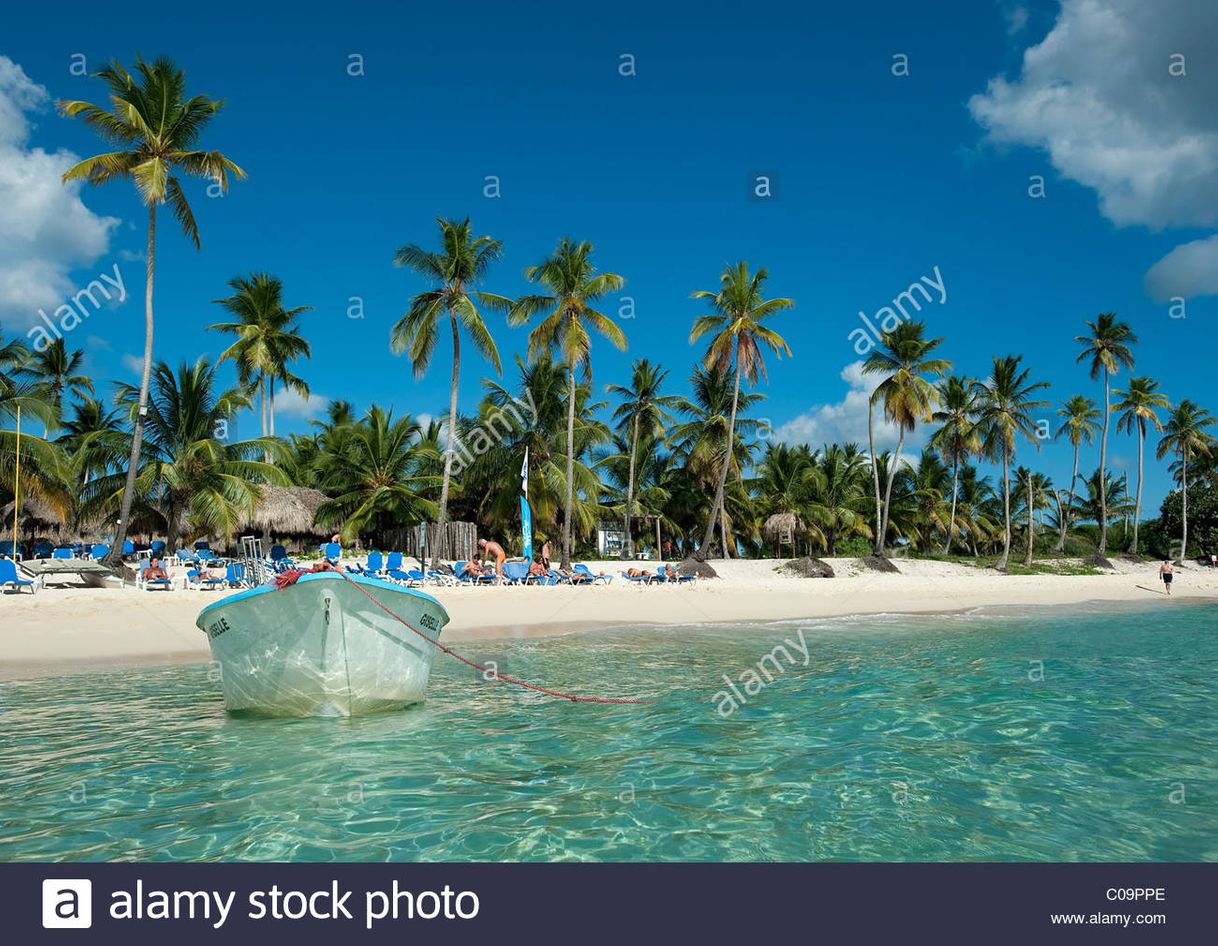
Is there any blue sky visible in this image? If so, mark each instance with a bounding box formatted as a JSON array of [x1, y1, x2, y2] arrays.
[[3, 0, 1216, 513]]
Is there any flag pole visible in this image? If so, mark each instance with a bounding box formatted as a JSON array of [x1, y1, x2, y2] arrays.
[[12, 405, 21, 558]]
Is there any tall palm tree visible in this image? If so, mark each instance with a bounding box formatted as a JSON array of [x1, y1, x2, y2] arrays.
[[863, 321, 951, 555], [689, 262, 793, 560], [1156, 400, 1216, 562], [1113, 377, 1170, 555], [59, 56, 244, 566], [1075, 313, 1137, 556], [23, 339, 93, 435], [1015, 467, 1053, 567], [606, 359, 678, 558], [211, 273, 312, 447], [509, 238, 626, 569], [930, 375, 979, 554], [1052, 395, 1100, 552], [392, 217, 511, 570], [974, 355, 1050, 570]]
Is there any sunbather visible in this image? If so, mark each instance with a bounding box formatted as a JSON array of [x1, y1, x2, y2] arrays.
[[145, 558, 170, 582], [528, 558, 548, 578], [624, 567, 650, 578]]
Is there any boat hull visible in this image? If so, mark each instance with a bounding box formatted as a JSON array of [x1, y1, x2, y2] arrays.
[[196, 572, 450, 717]]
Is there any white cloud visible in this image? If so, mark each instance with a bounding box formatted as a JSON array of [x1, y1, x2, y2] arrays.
[[0, 57, 120, 330], [121, 353, 144, 376], [969, 0, 1218, 297], [273, 389, 327, 421], [1143, 233, 1218, 301], [775, 361, 923, 455], [1002, 3, 1030, 35]]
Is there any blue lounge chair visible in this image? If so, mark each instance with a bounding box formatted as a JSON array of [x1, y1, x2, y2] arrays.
[[196, 548, 219, 564], [323, 542, 341, 565], [621, 570, 654, 585], [150, 540, 166, 557], [187, 568, 226, 590], [574, 563, 612, 584], [0, 558, 35, 593], [269, 543, 292, 564], [32, 540, 53, 559], [363, 551, 385, 575], [502, 561, 530, 585], [385, 551, 404, 572], [224, 562, 246, 587], [52, 546, 75, 560], [137, 560, 173, 591], [122, 539, 135, 558], [90, 543, 110, 561]]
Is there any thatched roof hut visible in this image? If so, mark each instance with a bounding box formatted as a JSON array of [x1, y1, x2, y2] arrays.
[[240, 485, 330, 537], [1, 494, 67, 540], [763, 511, 803, 541]]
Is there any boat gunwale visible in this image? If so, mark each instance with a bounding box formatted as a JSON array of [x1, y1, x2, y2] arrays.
[[195, 571, 450, 626]]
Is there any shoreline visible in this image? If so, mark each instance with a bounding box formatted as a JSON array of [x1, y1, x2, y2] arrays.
[[1, 556, 1214, 680]]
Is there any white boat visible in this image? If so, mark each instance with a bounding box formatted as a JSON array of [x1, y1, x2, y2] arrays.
[[196, 571, 450, 717]]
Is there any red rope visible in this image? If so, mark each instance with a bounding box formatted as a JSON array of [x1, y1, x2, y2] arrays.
[[327, 570, 652, 705]]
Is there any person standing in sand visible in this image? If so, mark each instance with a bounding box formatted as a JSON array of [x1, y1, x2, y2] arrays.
[[1159, 559, 1174, 596], [478, 538, 506, 579]]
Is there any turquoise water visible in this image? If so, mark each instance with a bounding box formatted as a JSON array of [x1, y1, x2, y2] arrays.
[[1, 601, 1216, 861]]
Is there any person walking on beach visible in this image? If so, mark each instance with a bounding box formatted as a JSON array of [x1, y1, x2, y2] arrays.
[[1159, 559, 1174, 596], [478, 538, 506, 578]]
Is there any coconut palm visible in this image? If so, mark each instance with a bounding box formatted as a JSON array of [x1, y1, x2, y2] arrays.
[[313, 406, 438, 546], [806, 443, 872, 555], [509, 238, 627, 568], [92, 359, 284, 551], [689, 262, 793, 560], [59, 56, 244, 565], [211, 273, 312, 445], [22, 339, 93, 434], [930, 375, 979, 554], [1014, 467, 1053, 566], [391, 217, 512, 570], [973, 355, 1050, 570], [1156, 400, 1216, 562], [1075, 314, 1137, 556], [1113, 377, 1170, 555], [606, 359, 678, 558], [863, 321, 952, 555], [1052, 395, 1100, 552]]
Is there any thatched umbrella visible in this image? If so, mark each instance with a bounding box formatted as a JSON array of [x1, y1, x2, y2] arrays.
[[764, 511, 803, 558], [241, 485, 330, 539], [1, 494, 68, 542]]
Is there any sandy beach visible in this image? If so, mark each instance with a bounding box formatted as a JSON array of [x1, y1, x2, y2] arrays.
[[1, 556, 1213, 679]]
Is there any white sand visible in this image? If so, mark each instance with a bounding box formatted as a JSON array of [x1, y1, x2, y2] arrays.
[[1, 556, 1214, 678]]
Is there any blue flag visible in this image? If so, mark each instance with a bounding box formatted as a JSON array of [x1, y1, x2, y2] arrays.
[[520, 448, 533, 560]]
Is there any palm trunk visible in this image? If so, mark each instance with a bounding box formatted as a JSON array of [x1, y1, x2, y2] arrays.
[[562, 361, 576, 570], [880, 428, 905, 549], [1024, 470, 1034, 567], [1130, 421, 1144, 554], [1054, 442, 1080, 553], [996, 446, 1012, 570], [696, 352, 742, 559], [868, 397, 883, 555], [430, 311, 460, 572], [655, 517, 661, 561], [944, 458, 960, 555], [719, 505, 730, 559], [105, 203, 156, 570], [622, 415, 638, 559], [268, 379, 275, 438], [1179, 451, 1189, 563], [1098, 370, 1110, 554]]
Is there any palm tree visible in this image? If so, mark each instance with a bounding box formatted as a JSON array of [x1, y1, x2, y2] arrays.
[[94, 359, 284, 551], [1113, 377, 1170, 555], [1156, 400, 1216, 562], [689, 262, 793, 560], [1075, 313, 1137, 556], [23, 339, 93, 435], [59, 56, 244, 566], [863, 321, 951, 555], [314, 406, 438, 546], [807, 443, 872, 555], [392, 217, 511, 570], [930, 375, 979, 554], [1052, 395, 1100, 552], [509, 238, 626, 569], [606, 359, 678, 558], [1015, 467, 1053, 567], [211, 273, 312, 448], [974, 355, 1050, 570]]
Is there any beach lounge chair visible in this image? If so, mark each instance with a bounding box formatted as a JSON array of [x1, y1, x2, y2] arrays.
[[363, 551, 385, 575], [137, 560, 174, 591], [323, 542, 341, 565], [196, 548, 220, 565], [620, 570, 654, 585], [224, 562, 246, 587], [384, 551, 404, 572], [269, 544, 293, 565], [52, 547, 75, 560], [150, 540, 166, 557], [122, 539, 135, 558], [32, 540, 53, 559], [187, 568, 226, 590], [90, 543, 110, 561], [574, 563, 612, 585], [502, 561, 530, 585], [0, 558, 35, 593]]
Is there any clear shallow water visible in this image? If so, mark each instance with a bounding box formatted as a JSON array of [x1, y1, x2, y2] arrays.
[[1, 601, 1216, 862]]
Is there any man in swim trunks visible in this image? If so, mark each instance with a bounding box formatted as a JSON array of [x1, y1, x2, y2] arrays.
[[145, 558, 169, 582], [478, 538, 506, 578], [1159, 559, 1174, 596]]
